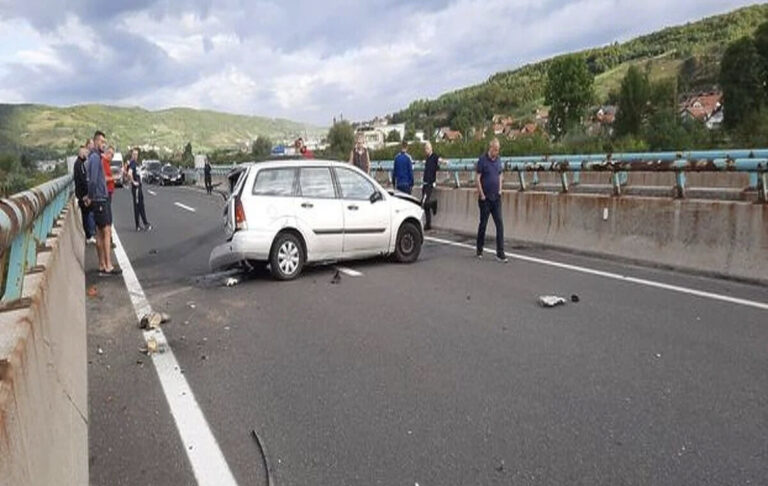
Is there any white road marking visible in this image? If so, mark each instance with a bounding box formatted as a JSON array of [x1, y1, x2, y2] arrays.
[[175, 202, 197, 212], [335, 266, 364, 277], [148, 190, 157, 196], [112, 230, 238, 486], [425, 236, 768, 311]]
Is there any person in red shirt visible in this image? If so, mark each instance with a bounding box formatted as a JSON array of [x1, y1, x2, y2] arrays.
[[102, 146, 116, 196], [295, 137, 314, 159]]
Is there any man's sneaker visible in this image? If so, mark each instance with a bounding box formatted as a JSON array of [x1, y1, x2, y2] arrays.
[[86, 237, 97, 245], [145, 224, 153, 231], [136, 226, 143, 232], [496, 255, 509, 263], [476, 251, 483, 259]]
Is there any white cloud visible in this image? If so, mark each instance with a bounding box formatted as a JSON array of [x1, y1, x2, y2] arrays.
[[0, 0, 763, 124]]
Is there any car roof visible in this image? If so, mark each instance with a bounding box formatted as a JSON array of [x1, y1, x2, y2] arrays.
[[240, 159, 352, 171]]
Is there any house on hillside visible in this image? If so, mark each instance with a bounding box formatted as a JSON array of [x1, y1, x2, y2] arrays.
[[356, 122, 406, 149], [437, 127, 463, 142], [520, 123, 537, 135], [679, 91, 723, 128], [534, 108, 549, 128], [596, 105, 617, 125]]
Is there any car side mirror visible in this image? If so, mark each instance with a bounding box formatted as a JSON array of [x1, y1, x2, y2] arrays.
[[370, 191, 383, 204]]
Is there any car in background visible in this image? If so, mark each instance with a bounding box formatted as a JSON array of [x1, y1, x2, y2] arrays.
[[110, 152, 124, 188], [141, 160, 163, 185], [209, 159, 424, 280], [160, 164, 185, 186]]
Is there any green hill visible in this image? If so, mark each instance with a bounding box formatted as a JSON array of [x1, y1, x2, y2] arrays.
[[393, 3, 768, 132], [0, 104, 324, 157]]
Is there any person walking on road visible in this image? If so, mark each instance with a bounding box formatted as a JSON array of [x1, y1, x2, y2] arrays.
[[73, 145, 96, 244], [127, 148, 151, 231], [87, 131, 121, 276], [204, 159, 213, 195], [422, 141, 446, 231], [392, 141, 414, 194], [349, 135, 370, 173], [476, 138, 507, 262]]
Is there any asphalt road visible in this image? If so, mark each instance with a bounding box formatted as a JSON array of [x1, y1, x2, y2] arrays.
[[87, 184, 768, 486]]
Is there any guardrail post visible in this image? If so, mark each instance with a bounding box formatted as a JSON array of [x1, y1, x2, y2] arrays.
[[2, 232, 29, 302], [560, 172, 569, 193], [674, 171, 686, 199], [572, 172, 580, 185], [517, 171, 527, 192], [758, 172, 767, 203], [618, 171, 629, 186], [749, 172, 758, 190], [454, 172, 461, 188], [532, 171, 539, 186], [611, 171, 621, 196]]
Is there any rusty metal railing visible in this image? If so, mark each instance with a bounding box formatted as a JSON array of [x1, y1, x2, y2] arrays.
[[0, 174, 73, 303], [370, 149, 768, 202]]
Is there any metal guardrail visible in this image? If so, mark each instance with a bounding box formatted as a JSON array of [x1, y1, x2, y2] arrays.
[[369, 149, 768, 202], [0, 174, 73, 303]]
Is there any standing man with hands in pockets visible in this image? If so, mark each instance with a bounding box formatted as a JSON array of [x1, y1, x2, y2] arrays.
[[476, 138, 507, 262]]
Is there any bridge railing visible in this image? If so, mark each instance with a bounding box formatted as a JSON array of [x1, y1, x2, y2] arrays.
[[371, 149, 768, 202], [0, 174, 73, 303]]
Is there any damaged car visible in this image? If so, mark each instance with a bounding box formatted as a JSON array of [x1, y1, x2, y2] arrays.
[[209, 159, 424, 280]]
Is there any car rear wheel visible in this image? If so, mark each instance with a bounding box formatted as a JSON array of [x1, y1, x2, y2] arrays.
[[269, 233, 304, 280], [394, 221, 422, 263]]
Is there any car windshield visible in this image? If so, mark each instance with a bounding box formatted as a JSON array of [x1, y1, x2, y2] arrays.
[[162, 166, 176, 174], [146, 162, 161, 171]]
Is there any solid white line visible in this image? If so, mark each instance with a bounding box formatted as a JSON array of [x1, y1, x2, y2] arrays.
[[335, 266, 364, 277], [175, 202, 197, 212], [425, 236, 768, 311], [112, 230, 238, 486], [148, 190, 157, 196]]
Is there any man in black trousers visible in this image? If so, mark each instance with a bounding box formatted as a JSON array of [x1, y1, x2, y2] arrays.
[[126, 148, 152, 231], [73, 145, 95, 244]]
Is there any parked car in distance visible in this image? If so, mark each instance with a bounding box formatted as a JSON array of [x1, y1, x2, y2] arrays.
[[209, 159, 424, 280], [110, 152, 124, 188], [141, 160, 163, 185], [160, 164, 185, 186]]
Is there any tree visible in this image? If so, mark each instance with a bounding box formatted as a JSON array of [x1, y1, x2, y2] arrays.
[[326, 121, 355, 159], [720, 36, 765, 129], [615, 66, 651, 136], [251, 136, 272, 160], [386, 130, 401, 142], [545, 54, 594, 139], [181, 142, 194, 168], [404, 126, 416, 141]]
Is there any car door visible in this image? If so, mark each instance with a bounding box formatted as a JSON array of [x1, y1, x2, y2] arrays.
[[333, 167, 391, 256], [296, 167, 344, 260], [224, 167, 249, 239]]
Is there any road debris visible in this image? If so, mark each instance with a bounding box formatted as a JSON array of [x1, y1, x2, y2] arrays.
[[496, 459, 505, 472], [571, 294, 580, 303], [97, 346, 104, 355], [87, 285, 99, 298], [139, 311, 171, 329], [187, 301, 197, 309], [143, 336, 166, 355], [538, 295, 567, 308], [224, 277, 240, 287], [149, 249, 158, 255], [330, 270, 341, 284]]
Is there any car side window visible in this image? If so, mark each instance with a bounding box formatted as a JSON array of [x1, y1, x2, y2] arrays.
[[334, 168, 376, 200], [252, 168, 296, 196], [299, 168, 336, 199]]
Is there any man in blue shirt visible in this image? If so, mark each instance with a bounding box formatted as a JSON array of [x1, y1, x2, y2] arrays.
[[392, 141, 414, 194], [476, 138, 507, 262], [87, 130, 121, 275]]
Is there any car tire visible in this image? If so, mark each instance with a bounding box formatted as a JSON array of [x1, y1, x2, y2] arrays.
[[394, 221, 422, 263], [269, 232, 304, 281]]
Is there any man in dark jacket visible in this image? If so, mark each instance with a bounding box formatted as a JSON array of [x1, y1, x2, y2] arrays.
[[392, 141, 414, 194], [73, 145, 95, 243], [204, 159, 212, 194], [127, 148, 151, 231], [421, 141, 445, 230]]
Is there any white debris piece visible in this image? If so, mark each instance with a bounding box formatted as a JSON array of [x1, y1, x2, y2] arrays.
[[538, 295, 567, 308], [224, 277, 239, 287]]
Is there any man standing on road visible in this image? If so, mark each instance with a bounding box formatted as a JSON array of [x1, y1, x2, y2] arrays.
[[127, 148, 151, 231], [476, 138, 507, 262], [392, 141, 414, 194], [422, 141, 446, 231], [349, 134, 370, 173], [204, 159, 213, 195], [73, 145, 96, 244], [87, 131, 121, 276]]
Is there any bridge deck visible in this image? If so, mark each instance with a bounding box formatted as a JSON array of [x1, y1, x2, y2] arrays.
[[87, 186, 768, 485]]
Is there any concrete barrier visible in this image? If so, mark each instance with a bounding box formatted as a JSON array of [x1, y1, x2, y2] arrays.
[[429, 187, 768, 284], [0, 200, 87, 485]]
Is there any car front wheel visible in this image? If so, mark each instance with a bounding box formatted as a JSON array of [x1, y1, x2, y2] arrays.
[[394, 221, 422, 263], [269, 233, 305, 280]]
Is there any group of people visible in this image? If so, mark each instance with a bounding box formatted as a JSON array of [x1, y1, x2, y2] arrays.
[[387, 136, 507, 262], [72, 130, 152, 277]]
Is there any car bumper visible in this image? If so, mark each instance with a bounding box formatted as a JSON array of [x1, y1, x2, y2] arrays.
[[209, 230, 274, 270]]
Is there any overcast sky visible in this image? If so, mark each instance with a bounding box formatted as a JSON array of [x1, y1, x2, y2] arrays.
[[0, 0, 761, 125]]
